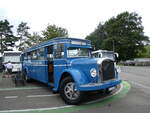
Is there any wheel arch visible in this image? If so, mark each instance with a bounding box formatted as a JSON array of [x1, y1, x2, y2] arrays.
[[23, 67, 28, 75], [57, 69, 89, 91], [59, 71, 85, 105], [60, 72, 72, 84]]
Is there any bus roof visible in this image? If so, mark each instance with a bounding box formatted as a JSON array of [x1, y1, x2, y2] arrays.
[[24, 37, 91, 53]]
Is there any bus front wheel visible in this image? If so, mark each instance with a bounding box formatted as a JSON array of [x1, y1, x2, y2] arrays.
[[59, 76, 84, 105]]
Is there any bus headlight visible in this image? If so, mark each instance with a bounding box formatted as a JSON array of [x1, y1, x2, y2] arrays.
[[90, 68, 97, 77]]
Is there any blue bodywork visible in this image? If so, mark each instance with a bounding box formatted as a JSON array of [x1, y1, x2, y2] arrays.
[[22, 37, 121, 92]]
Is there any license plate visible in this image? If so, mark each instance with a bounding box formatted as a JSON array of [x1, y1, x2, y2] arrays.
[[108, 86, 115, 91]]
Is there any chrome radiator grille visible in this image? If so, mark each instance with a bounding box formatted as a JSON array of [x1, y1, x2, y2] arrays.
[[100, 60, 115, 81]]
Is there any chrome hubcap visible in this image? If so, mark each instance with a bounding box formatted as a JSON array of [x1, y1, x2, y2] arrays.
[[64, 82, 80, 100]]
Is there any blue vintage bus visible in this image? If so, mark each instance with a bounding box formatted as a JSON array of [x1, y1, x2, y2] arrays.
[[22, 37, 121, 104]]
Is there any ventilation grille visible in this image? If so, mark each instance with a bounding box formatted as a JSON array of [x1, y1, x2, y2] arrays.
[[101, 60, 115, 81]]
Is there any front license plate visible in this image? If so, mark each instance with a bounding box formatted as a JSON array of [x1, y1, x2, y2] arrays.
[[108, 86, 115, 91]]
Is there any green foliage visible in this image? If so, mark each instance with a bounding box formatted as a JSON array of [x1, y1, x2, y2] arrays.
[[86, 12, 149, 60], [22, 24, 68, 48], [146, 45, 150, 53], [26, 24, 68, 47], [86, 23, 106, 50], [0, 20, 69, 51], [27, 32, 43, 47], [0, 19, 16, 52], [17, 22, 31, 51], [138, 45, 150, 58], [42, 24, 68, 41]]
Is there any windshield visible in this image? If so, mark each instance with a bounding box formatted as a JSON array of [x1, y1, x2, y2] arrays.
[[67, 47, 90, 58], [102, 52, 115, 60], [4, 53, 21, 63], [4, 56, 21, 63]]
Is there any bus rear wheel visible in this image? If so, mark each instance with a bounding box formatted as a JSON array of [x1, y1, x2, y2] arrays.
[[60, 76, 84, 105], [23, 71, 32, 83]]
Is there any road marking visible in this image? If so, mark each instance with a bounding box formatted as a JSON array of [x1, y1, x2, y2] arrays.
[[0, 86, 45, 91], [0, 105, 73, 113], [4, 94, 59, 99], [27, 94, 59, 98], [4, 96, 18, 99], [0, 81, 130, 113], [131, 81, 150, 90]]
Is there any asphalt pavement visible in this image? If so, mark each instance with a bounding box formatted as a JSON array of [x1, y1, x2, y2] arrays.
[[73, 66, 150, 113], [0, 66, 150, 113]]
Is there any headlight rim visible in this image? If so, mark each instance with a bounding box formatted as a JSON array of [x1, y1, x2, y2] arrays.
[[90, 68, 97, 77]]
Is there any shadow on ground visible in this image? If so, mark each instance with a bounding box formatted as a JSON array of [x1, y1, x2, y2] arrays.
[[0, 72, 48, 89]]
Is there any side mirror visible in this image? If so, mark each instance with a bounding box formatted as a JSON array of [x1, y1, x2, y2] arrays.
[[115, 53, 119, 58], [114, 53, 119, 62]]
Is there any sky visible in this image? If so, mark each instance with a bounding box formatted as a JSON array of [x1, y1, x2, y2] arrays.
[[0, 0, 150, 39]]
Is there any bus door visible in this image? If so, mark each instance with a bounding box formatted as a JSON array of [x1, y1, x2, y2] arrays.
[[53, 44, 67, 84], [47, 45, 54, 84]]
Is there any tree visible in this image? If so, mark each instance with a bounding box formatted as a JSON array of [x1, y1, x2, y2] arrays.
[[26, 24, 68, 47], [86, 12, 149, 60], [17, 22, 31, 51], [86, 23, 106, 50], [42, 24, 68, 41], [27, 32, 43, 47], [0, 19, 16, 53]]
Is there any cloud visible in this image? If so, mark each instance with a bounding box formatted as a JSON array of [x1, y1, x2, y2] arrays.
[[0, 0, 150, 38], [0, 8, 7, 19]]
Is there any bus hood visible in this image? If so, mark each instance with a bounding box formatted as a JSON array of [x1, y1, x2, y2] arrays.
[[69, 58, 98, 66], [69, 57, 111, 66], [68, 57, 114, 83], [69, 58, 99, 82]]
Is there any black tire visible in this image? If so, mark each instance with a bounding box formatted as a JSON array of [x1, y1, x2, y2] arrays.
[[23, 71, 32, 83], [59, 76, 84, 105]]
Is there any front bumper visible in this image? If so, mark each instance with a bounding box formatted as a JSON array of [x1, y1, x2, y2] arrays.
[[78, 79, 121, 91]]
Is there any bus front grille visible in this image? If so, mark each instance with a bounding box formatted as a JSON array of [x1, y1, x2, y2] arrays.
[[100, 60, 115, 81]]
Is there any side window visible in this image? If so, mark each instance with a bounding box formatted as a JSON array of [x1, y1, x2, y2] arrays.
[[37, 48, 45, 60], [54, 44, 64, 59], [31, 51, 38, 60], [27, 52, 31, 60], [24, 53, 28, 60], [47, 45, 53, 60]]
